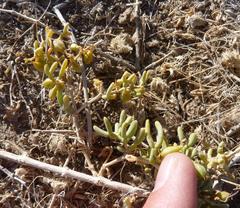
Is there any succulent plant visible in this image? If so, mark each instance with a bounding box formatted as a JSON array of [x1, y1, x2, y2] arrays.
[[94, 110, 233, 207], [25, 24, 94, 111], [102, 70, 150, 103]]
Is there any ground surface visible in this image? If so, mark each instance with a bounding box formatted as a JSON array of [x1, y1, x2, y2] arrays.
[[1, 0, 240, 207]]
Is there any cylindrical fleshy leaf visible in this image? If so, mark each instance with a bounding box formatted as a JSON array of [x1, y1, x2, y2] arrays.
[[59, 59, 68, 78], [34, 40, 39, 49], [177, 126, 185, 143], [49, 61, 58, 75], [127, 73, 137, 85], [130, 128, 146, 150], [140, 70, 150, 85], [120, 88, 131, 103], [103, 117, 113, 135], [187, 133, 197, 147], [104, 83, 115, 100], [44, 64, 51, 78], [194, 162, 207, 179], [160, 145, 182, 158], [70, 43, 80, 52], [53, 38, 65, 53], [145, 119, 154, 148], [33, 61, 44, 71], [120, 116, 133, 140], [83, 48, 93, 65], [57, 89, 64, 106], [119, 110, 127, 126], [116, 145, 125, 153], [34, 47, 44, 58], [191, 148, 197, 158], [155, 121, 164, 148], [121, 71, 131, 82], [62, 23, 70, 37], [63, 95, 71, 111], [93, 125, 109, 138], [120, 121, 129, 140], [126, 120, 138, 139], [49, 86, 57, 100], [217, 142, 224, 154], [149, 147, 157, 164], [42, 78, 55, 89], [207, 148, 213, 159], [55, 79, 65, 90]]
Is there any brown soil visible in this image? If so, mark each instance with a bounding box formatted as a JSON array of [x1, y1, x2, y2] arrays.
[[1, 0, 240, 207]]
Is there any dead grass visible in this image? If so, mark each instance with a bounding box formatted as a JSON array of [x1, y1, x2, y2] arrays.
[[0, 0, 240, 207]]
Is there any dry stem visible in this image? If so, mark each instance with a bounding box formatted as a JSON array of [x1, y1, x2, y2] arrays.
[[143, 51, 173, 71], [0, 164, 26, 187], [53, 3, 93, 146], [0, 8, 45, 27], [226, 123, 240, 137], [96, 48, 137, 72], [0, 150, 149, 196], [77, 93, 102, 114], [81, 62, 94, 147], [32, 129, 75, 134], [53, 3, 95, 173], [99, 154, 159, 176], [134, 0, 142, 70], [69, 89, 97, 176]]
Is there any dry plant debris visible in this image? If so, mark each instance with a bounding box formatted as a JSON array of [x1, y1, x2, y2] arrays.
[[1, 0, 240, 207]]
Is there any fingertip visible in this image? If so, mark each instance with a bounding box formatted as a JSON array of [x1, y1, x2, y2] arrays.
[[144, 153, 198, 208]]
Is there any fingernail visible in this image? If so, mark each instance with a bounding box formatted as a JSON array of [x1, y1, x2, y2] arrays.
[[153, 155, 180, 191]]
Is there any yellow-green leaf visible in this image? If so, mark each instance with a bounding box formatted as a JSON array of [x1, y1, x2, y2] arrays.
[[49, 86, 57, 100], [53, 38, 65, 53], [57, 89, 64, 106], [42, 78, 55, 89], [59, 59, 68, 78], [49, 61, 58, 75], [160, 145, 182, 158], [83, 48, 93, 65], [193, 162, 207, 179]]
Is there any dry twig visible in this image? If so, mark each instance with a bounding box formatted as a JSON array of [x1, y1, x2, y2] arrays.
[[77, 93, 102, 113], [134, 0, 142, 70], [53, 2, 96, 173], [81, 62, 94, 147], [32, 129, 75, 134], [99, 153, 159, 176], [0, 150, 149, 196], [53, 3, 93, 146], [143, 51, 174, 71], [53, 2, 76, 43], [0, 8, 45, 27], [13, 64, 34, 128], [69, 89, 97, 175], [0, 164, 26, 187], [96, 48, 137, 72], [226, 123, 240, 137]]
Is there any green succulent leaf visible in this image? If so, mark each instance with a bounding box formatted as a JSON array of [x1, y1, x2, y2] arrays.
[[93, 125, 109, 138], [57, 89, 64, 106], [188, 133, 198, 147], [42, 78, 55, 89], [145, 119, 154, 148]]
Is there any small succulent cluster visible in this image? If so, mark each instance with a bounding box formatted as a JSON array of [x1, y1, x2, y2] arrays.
[[25, 22, 233, 208], [102, 71, 150, 103], [94, 110, 232, 207], [25, 24, 93, 110]]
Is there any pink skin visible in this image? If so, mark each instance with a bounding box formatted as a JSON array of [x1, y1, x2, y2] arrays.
[[144, 153, 198, 208]]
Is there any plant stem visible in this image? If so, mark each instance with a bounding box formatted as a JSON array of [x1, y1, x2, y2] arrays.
[[0, 150, 149, 197]]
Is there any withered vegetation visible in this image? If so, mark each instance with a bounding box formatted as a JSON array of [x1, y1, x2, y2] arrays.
[[1, 0, 240, 207]]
